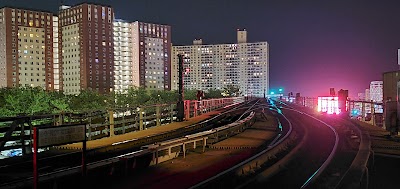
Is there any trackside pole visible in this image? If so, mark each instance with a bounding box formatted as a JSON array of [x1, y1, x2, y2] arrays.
[[33, 127, 38, 189], [177, 54, 185, 121]]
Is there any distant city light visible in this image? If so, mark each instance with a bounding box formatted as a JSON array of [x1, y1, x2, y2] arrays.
[[270, 91, 275, 95], [317, 96, 340, 115]]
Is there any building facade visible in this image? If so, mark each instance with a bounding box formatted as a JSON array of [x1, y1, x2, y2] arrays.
[[171, 30, 269, 97], [131, 21, 171, 90], [113, 19, 132, 93], [369, 81, 383, 103], [383, 71, 400, 102], [59, 3, 114, 95], [113, 20, 172, 92], [0, 7, 54, 90]]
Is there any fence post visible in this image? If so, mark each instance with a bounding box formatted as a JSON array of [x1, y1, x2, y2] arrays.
[[122, 110, 125, 134], [194, 101, 198, 117], [185, 100, 190, 120], [170, 104, 174, 123], [109, 110, 114, 137], [156, 106, 161, 127], [20, 118, 26, 156], [139, 107, 144, 131], [88, 112, 92, 141]]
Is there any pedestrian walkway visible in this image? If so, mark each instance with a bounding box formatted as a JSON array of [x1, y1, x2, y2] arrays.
[[59, 110, 224, 150]]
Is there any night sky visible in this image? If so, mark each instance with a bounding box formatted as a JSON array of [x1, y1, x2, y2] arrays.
[[1, 0, 400, 98]]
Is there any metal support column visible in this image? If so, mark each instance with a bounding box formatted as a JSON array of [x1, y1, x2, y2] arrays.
[[362, 102, 365, 121], [177, 54, 185, 122], [183, 143, 186, 158], [203, 138, 206, 153]]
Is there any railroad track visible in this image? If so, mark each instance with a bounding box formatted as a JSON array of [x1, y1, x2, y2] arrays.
[[0, 99, 260, 188], [190, 99, 368, 189]]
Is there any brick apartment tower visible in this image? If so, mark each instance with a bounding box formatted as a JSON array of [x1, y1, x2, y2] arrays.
[[59, 3, 114, 95], [0, 7, 54, 90], [132, 21, 171, 90]]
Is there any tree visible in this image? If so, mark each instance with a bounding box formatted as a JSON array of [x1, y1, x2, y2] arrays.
[[222, 85, 242, 97], [0, 87, 54, 116], [205, 88, 224, 99], [149, 90, 178, 104], [184, 89, 197, 100], [69, 89, 108, 112], [114, 90, 130, 109], [48, 90, 70, 114], [121, 86, 151, 108]]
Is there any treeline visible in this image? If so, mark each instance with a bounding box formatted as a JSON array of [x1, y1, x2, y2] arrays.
[[0, 87, 229, 117]]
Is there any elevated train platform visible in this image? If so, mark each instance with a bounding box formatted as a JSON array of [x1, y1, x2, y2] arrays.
[[59, 109, 225, 150]]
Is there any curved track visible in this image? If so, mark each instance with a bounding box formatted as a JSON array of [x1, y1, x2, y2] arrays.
[[189, 98, 361, 189], [244, 103, 339, 188]]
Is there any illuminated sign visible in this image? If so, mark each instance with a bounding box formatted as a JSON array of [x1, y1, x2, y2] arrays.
[[318, 96, 340, 114]]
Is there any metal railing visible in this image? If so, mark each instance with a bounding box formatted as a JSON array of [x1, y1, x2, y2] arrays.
[[0, 97, 247, 158]]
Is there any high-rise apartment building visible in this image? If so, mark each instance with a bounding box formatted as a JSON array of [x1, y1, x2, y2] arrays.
[[171, 30, 269, 97], [59, 3, 114, 95], [369, 80, 383, 102], [132, 21, 171, 90], [53, 16, 60, 91], [0, 7, 54, 90], [113, 20, 171, 92], [113, 19, 132, 93]]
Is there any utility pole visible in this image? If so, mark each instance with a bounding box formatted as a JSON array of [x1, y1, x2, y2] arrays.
[[177, 54, 185, 121]]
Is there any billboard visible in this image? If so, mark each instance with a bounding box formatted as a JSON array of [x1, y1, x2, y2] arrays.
[[318, 96, 340, 114]]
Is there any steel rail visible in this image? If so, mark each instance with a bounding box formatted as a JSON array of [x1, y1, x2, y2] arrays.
[[277, 106, 339, 189], [190, 105, 293, 189]]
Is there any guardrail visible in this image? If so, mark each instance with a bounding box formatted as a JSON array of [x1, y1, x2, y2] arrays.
[[334, 120, 372, 189], [142, 111, 256, 165], [0, 97, 246, 158]]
